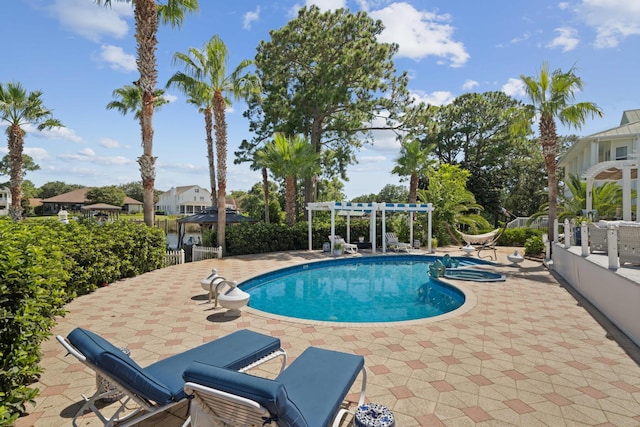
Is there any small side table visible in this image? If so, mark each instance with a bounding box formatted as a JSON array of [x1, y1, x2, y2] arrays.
[[354, 403, 395, 427]]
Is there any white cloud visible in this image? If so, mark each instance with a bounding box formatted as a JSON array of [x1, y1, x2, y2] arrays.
[[58, 148, 132, 166], [576, 0, 640, 48], [97, 45, 136, 72], [23, 124, 83, 143], [94, 156, 131, 166], [163, 93, 178, 103], [502, 78, 526, 97], [462, 80, 479, 90], [370, 2, 469, 67], [48, 0, 131, 42], [559, 2, 570, 10], [307, 0, 347, 10], [98, 138, 123, 149], [547, 27, 580, 51], [411, 90, 455, 106], [24, 147, 51, 162], [243, 6, 260, 30]]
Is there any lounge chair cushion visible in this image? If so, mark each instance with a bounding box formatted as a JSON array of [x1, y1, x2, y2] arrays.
[[68, 328, 281, 405], [184, 362, 308, 427], [275, 347, 364, 427]]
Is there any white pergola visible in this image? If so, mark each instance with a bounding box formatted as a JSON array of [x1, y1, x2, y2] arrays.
[[306, 201, 434, 254]]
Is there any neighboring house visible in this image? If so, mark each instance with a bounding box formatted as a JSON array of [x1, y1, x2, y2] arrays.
[[156, 185, 213, 215], [0, 187, 11, 216], [41, 188, 143, 214], [558, 109, 640, 221]]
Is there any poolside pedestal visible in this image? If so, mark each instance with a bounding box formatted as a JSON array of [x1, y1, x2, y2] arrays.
[[462, 244, 475, 256], [507, 250, 524, 265], [217, 281, 250, 317]]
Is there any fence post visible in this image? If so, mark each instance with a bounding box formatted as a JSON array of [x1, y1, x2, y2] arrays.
[[217, 246, 223, 259], [607, 225, 618, 270], [564, 219, 571, 249], [581, 222, 588, 256], [179, 249, 185, 264]]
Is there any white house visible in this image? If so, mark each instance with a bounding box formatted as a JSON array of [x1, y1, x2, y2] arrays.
[[558, 109, 640, 221], [0, 187, 11, 216], [156, 185, 213, 215]]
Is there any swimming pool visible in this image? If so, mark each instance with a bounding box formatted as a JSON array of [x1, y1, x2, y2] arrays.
[[240, 255, 488, 323]]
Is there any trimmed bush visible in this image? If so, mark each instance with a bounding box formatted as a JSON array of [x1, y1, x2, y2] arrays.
[[0, 219, 68, 425], [525, 235, 545, 255], [0, 218, 166, 423], [498, 227, 544, 247]]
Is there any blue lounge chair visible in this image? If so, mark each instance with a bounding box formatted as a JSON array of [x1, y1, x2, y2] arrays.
[[182, 346, 367, 427], [57, 327, 286, 427]]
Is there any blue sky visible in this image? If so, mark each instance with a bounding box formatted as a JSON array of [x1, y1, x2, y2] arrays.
[[2, 0, 639, 199]]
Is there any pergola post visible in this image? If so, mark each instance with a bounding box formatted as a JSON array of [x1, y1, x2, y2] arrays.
[[308, 207, 312, 251]]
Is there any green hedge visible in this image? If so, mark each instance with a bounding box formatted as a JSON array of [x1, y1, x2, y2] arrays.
[[0, 218, 166, 424], [497, 227, 544, 247]]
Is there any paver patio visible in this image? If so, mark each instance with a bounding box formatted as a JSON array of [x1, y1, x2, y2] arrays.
[[15, 247, 640, 426]]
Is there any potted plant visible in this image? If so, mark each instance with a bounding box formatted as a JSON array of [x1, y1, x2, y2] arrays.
[[333, 241, 344, 256]]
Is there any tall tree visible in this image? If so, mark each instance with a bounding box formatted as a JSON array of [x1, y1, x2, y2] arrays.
[[96, 0, 199, 227], [167, 35, 260, 252], [417, 163, 490, 245], [38, 181, 84, 199], [86, 186, 127, 206], [256, 133, 319, 226], [0, 82, 62, 220], [426, 91, 526, 221], [518, 62, 603, 240], [247, 6, 417, 205], [392, 139, 435, 203], [0, 153, 40, 185]]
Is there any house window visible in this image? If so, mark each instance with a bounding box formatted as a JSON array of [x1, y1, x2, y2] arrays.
[[195, 188, 199, 193], [615, 146, 628, 160], [200, 197, 204, 201]]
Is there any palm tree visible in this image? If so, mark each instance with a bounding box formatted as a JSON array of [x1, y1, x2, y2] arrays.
[[256, 133, 320, 227], [96, 0, 199, 227], [167, 62, 218, 205], [528, 174, 624, 224], [0, 82, 63, 220], [519, 62, 603, 240], [391, 139, 435, 203], [167, 35, 260, 253], [106, 85, 169, 137]]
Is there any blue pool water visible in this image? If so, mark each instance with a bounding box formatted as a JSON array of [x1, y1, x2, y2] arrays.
[[240, 255, 488, 323]]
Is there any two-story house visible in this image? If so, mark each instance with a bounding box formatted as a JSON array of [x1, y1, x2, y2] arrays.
[[558, 109, 640, 221], [156, 185, 213, 215], [0, 187, 11, 216]]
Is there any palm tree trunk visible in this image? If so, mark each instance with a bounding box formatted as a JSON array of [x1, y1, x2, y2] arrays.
[[8, 125, 23, 221], [262, 167, 270, 223], [134, 0, 158, 227], [540, 113, 558, 241], [213, 90, 227, 253], [409, 173, 418, 203], [205, 108, 217, 203], [285, 176, 296, 226]]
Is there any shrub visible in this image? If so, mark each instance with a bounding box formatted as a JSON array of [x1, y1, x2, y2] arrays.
[[498, 227, 544, 247], [524, 235, 545, 255], [0, 219, 68, 423], [0, 218, 166, 422]]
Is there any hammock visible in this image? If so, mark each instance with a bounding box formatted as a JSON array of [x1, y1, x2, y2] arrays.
[[457, 228, 501, 245]]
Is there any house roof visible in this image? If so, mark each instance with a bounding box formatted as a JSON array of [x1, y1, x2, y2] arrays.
[[177, 206, 257, 224], [559, 109, 640, 166], [41, 188, 142, 205], [81, 203, 123, 211]]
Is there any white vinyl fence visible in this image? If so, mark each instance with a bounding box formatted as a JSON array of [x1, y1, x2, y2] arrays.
[[164, 249, 185, 266], [192, 245, 223, 262]]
